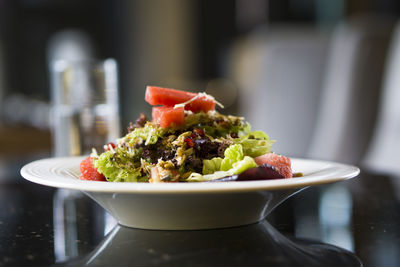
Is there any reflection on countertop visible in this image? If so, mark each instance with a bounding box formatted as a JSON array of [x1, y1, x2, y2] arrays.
[[55, 220, 361, 267], [1, 171, 400, 266]]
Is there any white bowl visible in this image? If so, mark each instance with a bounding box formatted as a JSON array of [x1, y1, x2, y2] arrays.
[[20, 157, 359, 230]]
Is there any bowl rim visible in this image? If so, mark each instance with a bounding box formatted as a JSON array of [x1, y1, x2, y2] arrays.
[[20, 156, 360, 194], [21, 156, 360, 194]]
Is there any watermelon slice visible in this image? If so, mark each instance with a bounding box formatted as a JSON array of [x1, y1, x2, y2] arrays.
[[145, 86, 216, 113], [152, 106, 185, 128]]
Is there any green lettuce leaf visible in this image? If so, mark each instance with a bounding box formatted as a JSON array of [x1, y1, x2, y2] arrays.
[[233, 130, 275, 157], [123, 123, 165, 146], [94, 150, 144, 182], [187, 156, 257, 182], [181, 112, 249, 137], [187, 170, 232, 182], [202, 157, 223, 175], [220, 144, 244, 171], [231, 156, 257, 174]]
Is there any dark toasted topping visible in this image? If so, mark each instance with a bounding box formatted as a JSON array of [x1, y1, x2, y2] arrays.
[[135, 113, 149, 128], [128, 113, 149, 132], [142, 139, 176, 163], [217, 141, 231, 157], [185, 155, 203, 173]]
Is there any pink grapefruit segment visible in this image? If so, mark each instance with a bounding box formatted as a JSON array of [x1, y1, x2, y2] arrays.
[[79, 157, 106, 181], [254, 153, 293, 178]]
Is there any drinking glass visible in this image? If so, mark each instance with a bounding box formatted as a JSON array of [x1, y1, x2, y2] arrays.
[[50, 59, 120, 261], [50, 58, 120, 156]]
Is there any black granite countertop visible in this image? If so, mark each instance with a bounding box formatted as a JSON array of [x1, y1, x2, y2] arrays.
[[1, 169, 399, 267]]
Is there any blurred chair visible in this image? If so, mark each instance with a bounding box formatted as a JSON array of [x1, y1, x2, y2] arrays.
[[363, 21, 400, 175], [0, 40, 5, 125], [230, 25, 329, 157], [308, 16, 395, 164]]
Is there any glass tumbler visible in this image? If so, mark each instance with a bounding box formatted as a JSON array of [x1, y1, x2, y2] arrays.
[[50, 59, 120, 156]]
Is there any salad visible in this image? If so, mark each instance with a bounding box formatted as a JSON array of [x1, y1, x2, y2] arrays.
[[80, 86, 294, 183]]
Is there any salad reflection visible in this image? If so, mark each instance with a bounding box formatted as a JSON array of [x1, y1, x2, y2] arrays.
[[57, 220, 361, 267]]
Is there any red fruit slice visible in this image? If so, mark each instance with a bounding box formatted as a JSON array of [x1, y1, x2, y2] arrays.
[[254, 153, 292, 178], [145, 86, 216, 113], [152, 106, 185, 128], [103, 142, 116, 151], [80, 157, 106, 181]]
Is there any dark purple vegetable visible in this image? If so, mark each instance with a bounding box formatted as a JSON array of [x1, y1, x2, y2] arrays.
[[238, 164, 285, 180], [207, 175, 239, 182], [208, 164, 284, 182]]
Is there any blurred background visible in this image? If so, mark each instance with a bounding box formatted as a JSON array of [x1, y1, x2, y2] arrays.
[[1, 0, 400, 167], [1, 1, 400, 266]]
